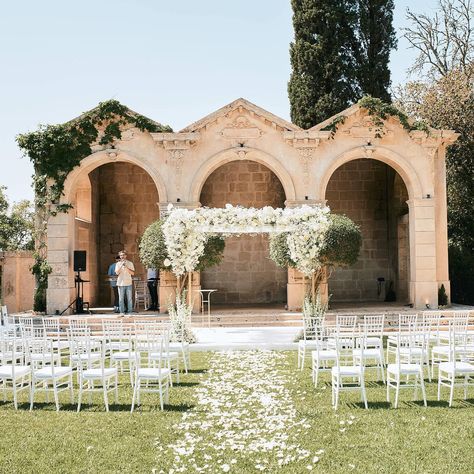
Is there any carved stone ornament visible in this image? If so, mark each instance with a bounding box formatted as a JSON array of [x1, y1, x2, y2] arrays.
[[220, 115, 263, 141], [168, 149, 186, 191], [298, 148, 315, 186]]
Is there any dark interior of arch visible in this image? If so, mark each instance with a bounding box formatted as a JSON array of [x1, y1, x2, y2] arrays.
[[74, 162, 159, 307], [325, 159, 409, 303]]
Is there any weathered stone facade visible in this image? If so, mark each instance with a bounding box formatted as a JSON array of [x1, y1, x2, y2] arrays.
[[0, 251, 35, 313], [45, 98, 458, 313]]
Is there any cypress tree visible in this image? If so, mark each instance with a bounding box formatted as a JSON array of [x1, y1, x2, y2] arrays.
[[288, 0, 397, 128], [288, 0, 359, 129], [353, 0, 397, 102]]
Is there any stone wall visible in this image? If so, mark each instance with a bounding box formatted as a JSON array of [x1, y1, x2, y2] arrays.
[[0, 251, 35, 313], [89, 162, 160, 306], [200, 160, 287, 304], [325, 159, 409, 302]]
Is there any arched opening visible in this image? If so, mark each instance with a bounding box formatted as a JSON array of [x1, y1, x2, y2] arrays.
[[199, 160, 287, 305], [325, 159, 410, 303], [72, 162, 160, 307]]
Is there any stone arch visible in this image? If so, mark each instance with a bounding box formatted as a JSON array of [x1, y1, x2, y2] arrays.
[[63, 150, 168, 204], [319, 146, 423, 202], [190, 147, 296, 204]]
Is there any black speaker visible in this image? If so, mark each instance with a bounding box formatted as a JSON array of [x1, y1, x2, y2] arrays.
[[73, 250, 87, 272]]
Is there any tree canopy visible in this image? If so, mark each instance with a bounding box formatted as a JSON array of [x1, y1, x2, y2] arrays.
[[288, 0, 397, 128], [0, 186, 34, 252]]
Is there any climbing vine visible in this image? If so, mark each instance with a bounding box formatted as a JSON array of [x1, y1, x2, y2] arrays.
[[358, 95, 430, 138], [16, 99, 172, 311], [321, 95, 430, 139]]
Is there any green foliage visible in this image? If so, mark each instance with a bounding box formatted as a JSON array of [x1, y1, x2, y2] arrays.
[[358, 95, 430, 138], [139, 219, 225, 272], [196, 236, 226, 271], [139, 220, 168, 271], [269, 214, 362, 271], [288, 1, 398, 128], [319, 214, 362, 267], [288, 0, 360, 128], [0, 186, 34, 251], [269, 232, 296, 269], [449, 244, 474, 305], [31, 254, 52, 312], [353, 0, 397, 103], [438, 283, 448, 307], [321, 115, 347, 136]]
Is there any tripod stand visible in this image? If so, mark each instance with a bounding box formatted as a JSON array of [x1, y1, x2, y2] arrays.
[[60, 271, 90, 315]]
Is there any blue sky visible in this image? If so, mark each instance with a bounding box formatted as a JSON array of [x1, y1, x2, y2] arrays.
[[0, 0, 438, 203]]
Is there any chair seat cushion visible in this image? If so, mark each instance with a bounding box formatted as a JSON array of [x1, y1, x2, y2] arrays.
[[353, 348, 382, 358], [0, 351, 23, 361], [0, 365, 30, 378], [332, 365, 363, 377], [387, 363, 421, 375], [111, 351, 136, 360], [71, 353, 101, 362], [82, 368, 117, 379], [312, 349, 337, 360], [137, 368, 171, 380], [439, 361, 474, 375], [34, 366, 73, 379]]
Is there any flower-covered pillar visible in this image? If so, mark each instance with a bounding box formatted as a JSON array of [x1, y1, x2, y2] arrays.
[[285, 199, 329, 310], [158, 202, 201, 313]]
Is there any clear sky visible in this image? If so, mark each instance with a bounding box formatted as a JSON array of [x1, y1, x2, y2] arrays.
[[0, 0, 439, 204]]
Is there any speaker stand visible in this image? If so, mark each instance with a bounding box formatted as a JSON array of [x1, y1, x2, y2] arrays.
[[60, 271, 91, 315]]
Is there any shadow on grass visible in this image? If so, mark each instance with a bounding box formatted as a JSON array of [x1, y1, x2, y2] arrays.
[[5, 401, 196, 413], [173, 382, 200, 388], [185, 369, 207, 374]]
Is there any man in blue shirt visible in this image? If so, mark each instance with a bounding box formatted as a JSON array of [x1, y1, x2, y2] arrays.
[[107, 255, 120, 313]]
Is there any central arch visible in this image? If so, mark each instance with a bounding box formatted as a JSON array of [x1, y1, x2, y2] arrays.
[[199, 159, 288, 305]]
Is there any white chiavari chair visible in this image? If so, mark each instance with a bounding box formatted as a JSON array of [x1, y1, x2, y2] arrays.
[[386, 327, 427, 408], [131, 326, 170, 412], [0, 327, 30, 409], [298, 315, 324, 370], [438, 320, 474, 407], [331, 329, 368, 410]]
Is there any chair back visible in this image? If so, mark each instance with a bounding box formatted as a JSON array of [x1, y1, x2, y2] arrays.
[[67, 327, 104, 371], [133, 326, 166, 373], [399, 313, 418, 331], [361, 314, 385, 337], [302, 315, 323, 342], [134, 280, 149, 310]]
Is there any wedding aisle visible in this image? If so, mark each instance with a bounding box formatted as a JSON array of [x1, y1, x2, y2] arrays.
[[157, 351, 323, 473]]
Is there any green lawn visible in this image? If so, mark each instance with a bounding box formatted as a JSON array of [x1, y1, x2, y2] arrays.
[[0, 351, 473, 473]]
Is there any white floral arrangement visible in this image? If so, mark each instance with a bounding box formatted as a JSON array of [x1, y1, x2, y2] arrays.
[[167, 291, 196, 343], [162, 203, 330, 277]]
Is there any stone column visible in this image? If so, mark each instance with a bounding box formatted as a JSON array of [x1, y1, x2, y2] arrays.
[[158, 201, 202, 313], [407, 198, 438, 309], [284, 199, 329, 310], [433, 147, 450, 302], [46, 211, 75, 315]]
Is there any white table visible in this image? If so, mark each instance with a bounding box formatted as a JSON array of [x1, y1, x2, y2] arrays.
[[195, 289, 217, 328]]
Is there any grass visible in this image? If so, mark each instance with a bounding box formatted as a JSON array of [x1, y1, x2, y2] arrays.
[[0, 351, 473, 473]]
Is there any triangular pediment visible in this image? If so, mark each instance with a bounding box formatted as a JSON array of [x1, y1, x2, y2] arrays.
[[180, 98, 301, 133]]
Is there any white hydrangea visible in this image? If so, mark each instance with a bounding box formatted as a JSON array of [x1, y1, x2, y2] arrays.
[[162, 204, 330, 277]]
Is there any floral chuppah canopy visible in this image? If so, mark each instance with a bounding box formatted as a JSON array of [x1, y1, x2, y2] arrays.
[[162, 203, 331, 282]]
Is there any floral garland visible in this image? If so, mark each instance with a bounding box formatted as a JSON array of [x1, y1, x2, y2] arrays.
[[162, 204, 330, 277]]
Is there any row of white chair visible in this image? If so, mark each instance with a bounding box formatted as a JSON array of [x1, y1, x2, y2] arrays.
[[0, 317, 191, 412], [299, 313, 474, 409]]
